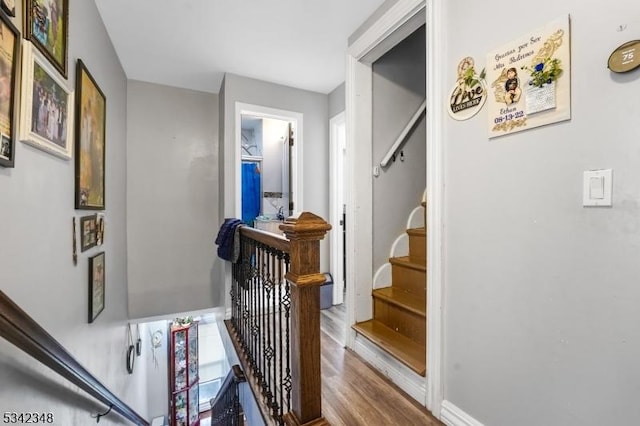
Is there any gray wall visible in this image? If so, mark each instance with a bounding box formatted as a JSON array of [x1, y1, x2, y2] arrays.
[[126, 81, 220, 319], [443, 2, 640, 426], [220, 73, 330, 267], [142, 320, 169, 419], [372, 26, 426, 270], [0, 1, 148, 424], [328, 82, 346, 118]]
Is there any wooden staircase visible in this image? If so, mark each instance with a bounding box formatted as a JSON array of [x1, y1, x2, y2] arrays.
[[352, 202, 427, 376]]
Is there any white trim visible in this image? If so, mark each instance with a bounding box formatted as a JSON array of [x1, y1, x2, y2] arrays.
[[234, 103, 304, 219], [426, 0, 446, 418], [346, 0, 442, 415], [344, 56, 357, 347], [329, 111, 346, 306], [345, 55, 376, 346], [372, 262, 391, 289], [441, 401, 485, 426], [348, 0, 426, 63], [407, 206, 425, 229], [353, 335, 427, 404], [390, 233, 409, 259]]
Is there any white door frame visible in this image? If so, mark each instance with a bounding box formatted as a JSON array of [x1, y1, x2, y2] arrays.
[[329, 111, 346, 306], [234, 103, 304, 219], [345, 0, 445, 417]]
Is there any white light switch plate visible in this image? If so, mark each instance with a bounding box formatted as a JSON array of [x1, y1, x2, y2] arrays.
[[583, 169, 612, 207]]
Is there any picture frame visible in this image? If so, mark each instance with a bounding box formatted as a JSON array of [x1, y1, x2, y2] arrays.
[[79, 214, 97, 252], [96, 214, 104, 245], [0, 10, 20, 167], [74, 59, 106, 210], [24, 0, 68, 77], [1, 0, 15, 17], [19, 41, 73, 160], [88, 251, 105, 323]]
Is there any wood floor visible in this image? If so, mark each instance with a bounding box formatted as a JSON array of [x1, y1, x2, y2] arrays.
[[203, 304, 441, 425], [321, 302, 347, 344], [320, 303, 442, 426]]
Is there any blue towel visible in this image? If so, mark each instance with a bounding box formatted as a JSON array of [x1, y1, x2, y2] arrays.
[[215, 218, 244, 262]]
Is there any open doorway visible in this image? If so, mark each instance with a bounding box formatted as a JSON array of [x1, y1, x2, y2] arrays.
[[234, 103, 303, 226], [346, 0, 444, 415]]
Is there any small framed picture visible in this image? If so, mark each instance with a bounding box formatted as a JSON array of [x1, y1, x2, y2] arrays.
[[0, 11, 20, 167], [75, 59, 106, 209], [88, 252, 105, 323], [25, 0, 68, 77], [96, 214, 104, 245], [19, 41, 74, 160], [79, 214, 97, 252], [1, 0, 15, 17]]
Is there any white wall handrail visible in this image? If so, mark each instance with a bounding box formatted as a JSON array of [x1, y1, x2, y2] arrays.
[[379, 99, 426, 169]]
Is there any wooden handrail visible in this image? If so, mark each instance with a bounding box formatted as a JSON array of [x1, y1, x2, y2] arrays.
[[210, 365, 246, 426], [379, 99, 426, 169], [240, 226, 291, 253], [0, 291, 149, 426], [210, 365, 246, 411]]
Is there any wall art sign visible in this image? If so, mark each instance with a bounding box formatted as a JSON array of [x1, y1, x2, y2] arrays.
[[448, 57, 487, 120], [486, 15, 571, 138], [608, 40, 640, 73]]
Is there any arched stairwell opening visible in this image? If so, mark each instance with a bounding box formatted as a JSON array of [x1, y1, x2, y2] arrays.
[[352, 197, 427, 376]]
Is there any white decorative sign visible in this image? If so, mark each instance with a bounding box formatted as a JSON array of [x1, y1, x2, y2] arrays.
[[486, 15, 571, 138], [448, 57, 487, 121]]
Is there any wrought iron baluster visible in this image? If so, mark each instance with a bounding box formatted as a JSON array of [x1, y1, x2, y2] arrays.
[[264, 247, 274, 411], [248, 241, 258, 370], [260, 242, 268, 396], [277, 250, 284, 423], [283, 253, 292, 414]]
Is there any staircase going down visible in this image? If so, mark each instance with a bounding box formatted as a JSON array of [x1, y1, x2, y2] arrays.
[[352, 201, 427, 376]]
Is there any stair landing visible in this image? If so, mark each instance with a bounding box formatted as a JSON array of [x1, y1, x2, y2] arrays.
[[352, 319, 426, 376]]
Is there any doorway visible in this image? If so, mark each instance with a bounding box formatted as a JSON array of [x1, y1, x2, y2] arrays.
[[346, 0, 444, 416], [234, 103, 303, 224]]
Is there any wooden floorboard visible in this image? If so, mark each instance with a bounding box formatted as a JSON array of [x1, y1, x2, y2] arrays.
[[205, 302, 440, 425], [321, 302, 346, 345], [320, 305, 443, 426], [321, 326, 440, 425]]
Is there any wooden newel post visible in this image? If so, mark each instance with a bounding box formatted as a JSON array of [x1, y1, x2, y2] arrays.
[[280, 212, 332, 426]]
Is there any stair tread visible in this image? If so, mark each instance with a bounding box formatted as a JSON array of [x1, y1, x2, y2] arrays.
[[352, 320, 426, 376], [373, 287, 426, 317], [389, 256, 426, 272], [407, 227, 426, 236]]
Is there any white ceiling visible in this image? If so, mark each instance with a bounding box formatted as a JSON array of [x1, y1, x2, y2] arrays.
[[94, 0, 386, 94]]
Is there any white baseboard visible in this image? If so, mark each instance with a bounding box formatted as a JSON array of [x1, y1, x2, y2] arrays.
[[441, 401, 485, 426], [353, 335, 427, 405]]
